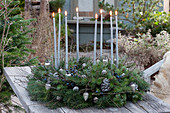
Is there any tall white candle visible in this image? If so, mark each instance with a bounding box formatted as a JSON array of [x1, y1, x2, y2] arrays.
[[93, 14, 98, 65], [100, 9, 103, 60], [110, 11, 113, 66], [58, 8, 61, 67], [76, 7, 79, 62], [115, 10, 119, 68], [65, 11, 68, 70], [52, 12, 58, 69]]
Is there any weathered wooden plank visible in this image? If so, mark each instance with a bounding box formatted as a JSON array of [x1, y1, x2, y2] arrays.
[[137, 101, 158, 113], [103, 107, 131, 113], [4, 67, 64, 113], [142, 60, 163, 83], [143, 93, 170, 112], [124, 102, 147, 113], [4, 67, 32, 76]]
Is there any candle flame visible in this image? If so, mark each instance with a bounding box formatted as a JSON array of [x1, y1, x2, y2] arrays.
[[110, 11, 112, 16], [100, 9, 103, 14], [65, 10, 67, 16], [52, 12, 55, 18], [115, 10, 118, 16], [95, 13, 98, 19], [58, 8, 61, 13], [76, 7, 79, 13]]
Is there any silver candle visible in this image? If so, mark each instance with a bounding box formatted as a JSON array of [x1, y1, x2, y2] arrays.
[[76, 7, 79, 62], [115, 10, 119, 68], [110, 11, 113, 66], [93, 14, 98, 65], [52, 12, 58, 69], [58, 8, 61, 67], [100, 9, 103, 60], [65, 11, 68, 70]]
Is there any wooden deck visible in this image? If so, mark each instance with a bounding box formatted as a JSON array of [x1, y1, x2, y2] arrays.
[[4, 66, 170, 113]]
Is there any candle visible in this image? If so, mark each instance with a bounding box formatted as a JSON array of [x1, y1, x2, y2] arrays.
[[110, 11, 113, 66], [115, 10, 119, 68], [100, 9, 103, 60], [65, 11, 68, 70], [93, 13, 98, 65], [58, 8, 61, 67], [76, 7, 79, 62], [52, 12, 58, 69]]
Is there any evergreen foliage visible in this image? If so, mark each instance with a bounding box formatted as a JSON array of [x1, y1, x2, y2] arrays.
[[0, 0, 37, 107], [49, 0, 66, 12], [27, 57, 149, 109]]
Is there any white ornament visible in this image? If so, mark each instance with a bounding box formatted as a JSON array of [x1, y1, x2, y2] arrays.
[[56, 96, 62, 101], [83, 92, 89, 101], [103, 59, 108, 64], [45, 62, 50, 66], [102, 70, 107, 75], [45, 83, 51, 90], [93, 97, 98, 103], [130, 83, 138, 92], [59, 68, 63, 72], [73, 86, 79, 91], [97, 59, 100, 63], [82, 63, 87, 68], [82, 75, 87, 78], [121, 73, 125, 76], [114, 59, 117, 64], [66, 73, 71, 77]]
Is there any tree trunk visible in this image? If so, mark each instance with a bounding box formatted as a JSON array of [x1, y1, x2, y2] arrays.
[[40, 0, 47, 16], [24, 0, 30, 19]]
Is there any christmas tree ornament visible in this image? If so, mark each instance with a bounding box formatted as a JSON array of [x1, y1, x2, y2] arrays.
[[97, 59, 100, 63], [130, 83, 138, 92], [82, 75, 87, 78], [73, 86, 79, 91], [101, 78, 110, 92], [83, 92, 89, 101], [45, 83, 51, 90], [114, 59, 117, 64], [45, 62, 50, 66], [59, 68, 63, 72], [82, 63, 87, 68], [56, 96, 62, 101], [102, 70, 107, 75], [66, 73, 71, 77], [93, 97, 98, 103], [121, 73, 125, 77], [53, 72, 59, 79], [103, 59, 108, 64]]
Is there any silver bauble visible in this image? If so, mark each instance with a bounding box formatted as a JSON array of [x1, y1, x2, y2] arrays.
[[56, 96, 62, 101], [82, 75, 87, 78], [66, 73, 71, 77], [82, 63, 87, 68], [103, 59, 108, 64], [102, 70, 107, 75], [93, 97, 98, 103], [130, 83, 138, 92], [73, 86, 79, 91], [83, 92, 89, 101], [97, 59, 100, 63], [45, 62, 50, 66], [59, 68, 63, 72], [45, 83, 51, 90]]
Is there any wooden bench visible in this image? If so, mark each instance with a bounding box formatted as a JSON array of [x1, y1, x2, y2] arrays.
[[4, 61, 170, 113]]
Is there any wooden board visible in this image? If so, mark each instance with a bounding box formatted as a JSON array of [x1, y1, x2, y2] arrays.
[[4, 67, 170, 113]]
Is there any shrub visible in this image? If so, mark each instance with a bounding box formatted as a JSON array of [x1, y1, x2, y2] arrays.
[[119, 30, 170, 69], [49, 0, 65, 12]]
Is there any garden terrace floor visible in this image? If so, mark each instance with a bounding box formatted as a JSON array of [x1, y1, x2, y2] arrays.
[[4, 67, 170, 113]]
